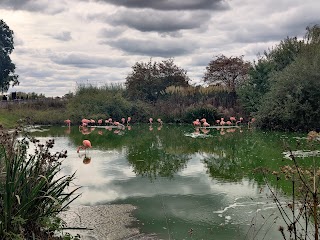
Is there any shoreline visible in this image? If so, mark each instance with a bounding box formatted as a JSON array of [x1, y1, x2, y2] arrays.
[[60, 204, 159, 240]]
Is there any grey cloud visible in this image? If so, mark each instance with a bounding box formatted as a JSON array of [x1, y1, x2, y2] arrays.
[[51, 31, 72, 41], [159, 32, 183, 38], [95, 0, 229, 11], [17, 67, 55, 78], [188, 55, 212, 67], [109, 10, 211, 33], [229, 23, 290, 44], [228, 4, 320, 45], [50, 53, 129, 68], [0, 0, 66, 14], [103, 37, 198, 57], [97, 28, 124, 38]]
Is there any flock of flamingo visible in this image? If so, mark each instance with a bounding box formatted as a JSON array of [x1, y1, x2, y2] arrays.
[[65, 117, 163, 158], [192, 116, 256, 128], [64, 116, 165, 129], [67, 116, 256, 160]]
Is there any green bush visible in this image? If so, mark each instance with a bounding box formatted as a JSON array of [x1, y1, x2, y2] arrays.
[[67, 84, 132, 122], [0, 127, 80, 239], [182, 105, 219, 123], [256, 44, 320, 131]]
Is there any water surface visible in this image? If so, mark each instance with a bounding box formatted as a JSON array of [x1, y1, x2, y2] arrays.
[[28, 124, 317, 239]]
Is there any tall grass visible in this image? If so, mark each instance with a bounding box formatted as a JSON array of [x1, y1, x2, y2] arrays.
[[0, 126, 81, 239]]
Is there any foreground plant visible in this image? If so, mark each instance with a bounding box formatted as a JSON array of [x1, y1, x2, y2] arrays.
[[0, 126, 81, 239], [259, 131, 320, 240]]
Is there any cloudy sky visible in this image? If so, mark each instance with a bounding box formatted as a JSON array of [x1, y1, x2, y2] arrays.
[[1, 0, 319, 97]]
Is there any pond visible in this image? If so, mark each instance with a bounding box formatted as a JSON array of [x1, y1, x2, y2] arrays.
[[27, 124, 318, 239]]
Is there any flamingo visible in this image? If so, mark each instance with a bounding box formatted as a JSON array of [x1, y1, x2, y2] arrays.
[[236, 117, 243, 125], [193, 119, 201, 127], [98, 119, 103, 125], [127, 117, 131, 125], [77, 140, 92, 153], [114, 121, 125, 130], [149, 118, 153, 124], [64, 119, 71, 127], [203, 121, 210, 128], [121, 118, 126, 124], [81, 118, 90, 126], [157, 118, 163, 125]]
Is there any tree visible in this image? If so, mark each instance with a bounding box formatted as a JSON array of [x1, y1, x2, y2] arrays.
[[256, 42, 320, 131], [203, 55, 251, 92], [0, 19, 19, 93], [125, 59, 190, 102], [238, 36, 304, 115], [265, 36, 304, 72]]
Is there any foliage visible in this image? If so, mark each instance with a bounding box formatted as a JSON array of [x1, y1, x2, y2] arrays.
[[0, 99, 68, 127], [265, 36, 304, 72], [203, 55, 251, 93], [259, 132, 320, 239], [0, 127, 81, 239], [182, 105, 219, 123], [67, 84, 132, 122], [125, 59, 190, 102], [0, 19, 19, 93], [256, 42, 320, 131], [14, 91, 46, 100], [238, 36, 303, 115], [237, 58, 274, 114]]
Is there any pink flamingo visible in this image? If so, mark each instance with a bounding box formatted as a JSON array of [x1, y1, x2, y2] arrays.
[[149, 118, 153, 124], [236, 117, 243, 125], [157, 118, 163, 125], [77, 140, 92, 153], [81, 118, 89, 126], [216, 119, 220, 125], [203, 121, 210, 128], [64, 119, 71, 127], [121, 118, 126, 124], [98, 119, 103, 125], [193, 119, 201, 127], [127, 117, 131, 125], [200, 118, 206, 123], [226, 121, 232, 126], [230, 117, 236, 122]]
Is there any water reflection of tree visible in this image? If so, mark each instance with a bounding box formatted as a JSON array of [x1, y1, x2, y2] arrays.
[[32, 125, 308, 187], [200, 130, 294, 182], [126, 131, 190, 180]]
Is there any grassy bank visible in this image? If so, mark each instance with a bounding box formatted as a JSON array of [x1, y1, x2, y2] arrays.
[[0, 98, 68, 128], [0, 109, 21, 128]]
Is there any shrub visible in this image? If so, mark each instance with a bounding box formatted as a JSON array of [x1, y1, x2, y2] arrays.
[[0, 127, 80, 239], [182, 105, 219, 123]]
